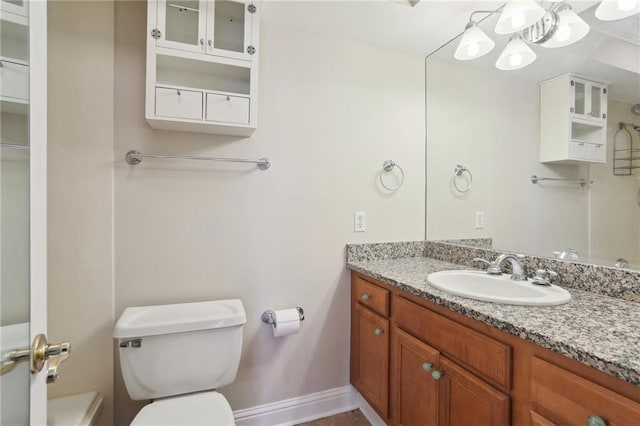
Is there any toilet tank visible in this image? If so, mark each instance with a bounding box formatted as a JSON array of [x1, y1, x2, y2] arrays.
[[114, 299, 246, 400]]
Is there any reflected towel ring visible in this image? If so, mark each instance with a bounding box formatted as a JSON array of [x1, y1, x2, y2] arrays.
[[379, 160, 404, 191], [453, 164, 472, 193]]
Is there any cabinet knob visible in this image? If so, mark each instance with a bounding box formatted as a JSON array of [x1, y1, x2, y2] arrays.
[[422, 362, 432, 372], [431, 370, 443, 380], [586, 415, 606, 426], [176, 90, 181, 96], [200, 38, 205, 47], [208, 39, 213, 47], [361, 294, 370, 301], [374, 328, 383, 336]]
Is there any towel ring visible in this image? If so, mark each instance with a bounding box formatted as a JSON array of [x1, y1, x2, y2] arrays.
[[379, 160, 404, 192], [453, 164, 472, 193]]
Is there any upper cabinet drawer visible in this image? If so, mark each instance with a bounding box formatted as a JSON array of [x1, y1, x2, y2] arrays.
[[353, 275, 389, 317], [393, 296, 511, 389], [155, 87, 203, 120], [531, 357, 640, 426], [205, 93, 249, 124], [0, 59, 28, 102]]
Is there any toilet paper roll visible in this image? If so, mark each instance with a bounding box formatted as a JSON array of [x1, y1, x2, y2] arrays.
[[272, 308, 301, 337]]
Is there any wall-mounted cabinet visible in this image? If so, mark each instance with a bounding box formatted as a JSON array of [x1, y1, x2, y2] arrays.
[[1, 8, 29, 115], [0, 0, 28, 18], [145, 0, 258, 136], [539, 74, 608, 164]]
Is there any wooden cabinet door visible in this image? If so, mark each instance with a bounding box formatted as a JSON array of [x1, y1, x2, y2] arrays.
[[391, 328, 439, 426], [438, 357, 510, 426], [352, 303, 389, 419]]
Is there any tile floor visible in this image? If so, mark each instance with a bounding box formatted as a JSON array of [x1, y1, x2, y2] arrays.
[[297, 409, 371, 426]]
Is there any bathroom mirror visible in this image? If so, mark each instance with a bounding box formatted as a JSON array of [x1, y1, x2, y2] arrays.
[[426, 3, 640, 270]]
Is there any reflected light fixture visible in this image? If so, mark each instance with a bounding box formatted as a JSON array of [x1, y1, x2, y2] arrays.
[[495, 34, 537, 70], [541, 4, 590, 48], [595, 0, 640, 20], [494, 1, 546, 34], [454, 20, 496, 60], [453, 0, 640, 71]]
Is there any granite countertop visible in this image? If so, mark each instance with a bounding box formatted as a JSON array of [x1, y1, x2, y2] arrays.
[[347, 256, 640, 387]]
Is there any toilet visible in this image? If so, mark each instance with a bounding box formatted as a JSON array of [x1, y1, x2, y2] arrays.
[[113, 299, 246, 425]]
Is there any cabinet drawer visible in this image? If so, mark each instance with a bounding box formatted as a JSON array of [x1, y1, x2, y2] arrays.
[[569, 141, 588, 160], [0, 60, 29, 101], [588, 143, 606, 162], [353, 276, 389, 317], [155, 87, 203, 120], [205, 93, 249, 124], [393, 296, 511, 389], [531, 357, 640, 425]]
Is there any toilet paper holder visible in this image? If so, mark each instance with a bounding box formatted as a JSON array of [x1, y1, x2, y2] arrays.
[[262, 307, 305, 325]]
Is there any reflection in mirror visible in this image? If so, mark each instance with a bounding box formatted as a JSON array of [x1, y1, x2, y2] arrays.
[[426, 2, 640, 270]]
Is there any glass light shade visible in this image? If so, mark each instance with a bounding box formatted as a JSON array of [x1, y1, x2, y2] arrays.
[[542, 7, 590, 48], [595, 0, 640, 21], [454, 23, 496, 60], [495, 1, 546, 34], [495, 35, 537, 70]]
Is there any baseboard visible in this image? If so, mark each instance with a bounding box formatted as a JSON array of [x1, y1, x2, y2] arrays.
[[355, 392, 386, 426], [233, 385, 359, 426]]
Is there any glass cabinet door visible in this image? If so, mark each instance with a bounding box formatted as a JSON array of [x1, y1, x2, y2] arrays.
[[570, 78, 607, 122], [156, 0, 207, 53], [206, 0, 252, 61]]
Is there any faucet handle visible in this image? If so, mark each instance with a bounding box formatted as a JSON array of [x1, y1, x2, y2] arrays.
[[532, 269, 557, 286], [473, 258, 502, 275]]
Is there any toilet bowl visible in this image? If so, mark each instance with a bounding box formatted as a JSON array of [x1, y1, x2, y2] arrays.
[[113, 299, 246, 425]]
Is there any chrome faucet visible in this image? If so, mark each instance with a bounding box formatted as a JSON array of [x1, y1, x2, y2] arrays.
[[474, 254, 527, 281]]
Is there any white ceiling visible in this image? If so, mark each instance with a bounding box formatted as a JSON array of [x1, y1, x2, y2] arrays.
[[260, 1, 640, 104], [260, 0, 504, 56]]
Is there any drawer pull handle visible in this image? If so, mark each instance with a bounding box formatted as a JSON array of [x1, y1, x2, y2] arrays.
[[431, 370, 443, 380], [587, 415, 606, 426], [373, 328, 383, 336], [361, 294, 370, 301], [422, 363, 432, 372]]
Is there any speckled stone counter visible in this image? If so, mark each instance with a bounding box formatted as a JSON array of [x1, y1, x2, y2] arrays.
[[347, 256, 640, 387]]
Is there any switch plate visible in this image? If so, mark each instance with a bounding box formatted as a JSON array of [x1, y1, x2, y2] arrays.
[[475, 211, 485, 229], [354, 211, 366, 232]]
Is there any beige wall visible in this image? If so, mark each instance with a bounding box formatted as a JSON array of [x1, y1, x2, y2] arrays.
[[589, 100, 640, 268], [113, 1, 424, 423], [47, 2, 114, 426], [426, 58, 590, 259]]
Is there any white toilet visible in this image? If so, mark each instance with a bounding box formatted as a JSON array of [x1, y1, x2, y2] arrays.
[[113, 299, 246, 425]]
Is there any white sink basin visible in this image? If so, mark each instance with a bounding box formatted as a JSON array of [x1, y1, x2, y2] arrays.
[[427, 270, 571, 306]]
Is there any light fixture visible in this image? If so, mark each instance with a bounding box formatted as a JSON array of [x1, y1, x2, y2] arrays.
[[540, 4, 590, 48], [595, 0, 640, 21], [495, 34, 537, 70], [494, 1, 546, 34], [454, 21, 496, 60]]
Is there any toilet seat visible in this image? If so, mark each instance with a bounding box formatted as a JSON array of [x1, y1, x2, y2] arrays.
[[131, 391, 235, 426]]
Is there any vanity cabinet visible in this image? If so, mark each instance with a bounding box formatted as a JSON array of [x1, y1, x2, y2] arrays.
[[350, 271, 640, 426], [539, 73, 608, 164], [145, 0, 259, 136], [351, 275, 390, 420]]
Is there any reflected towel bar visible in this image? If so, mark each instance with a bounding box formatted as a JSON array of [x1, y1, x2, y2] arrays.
[[531, 175, 592, 187], [126, 150, 271, 170]]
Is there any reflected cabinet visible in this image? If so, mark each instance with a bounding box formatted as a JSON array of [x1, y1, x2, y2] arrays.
[[145, 0, 259, 136], [539, 73, 608, 164]]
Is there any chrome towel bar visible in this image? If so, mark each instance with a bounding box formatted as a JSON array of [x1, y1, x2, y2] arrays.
[[531, 175, 593, 187], [126, 150, 271, 170]]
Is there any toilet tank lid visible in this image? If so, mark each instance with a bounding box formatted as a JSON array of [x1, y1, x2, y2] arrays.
[[113, 299, 246, 338]]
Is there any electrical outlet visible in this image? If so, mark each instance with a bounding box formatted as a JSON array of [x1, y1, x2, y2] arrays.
[[354, 211, 366, 232], [475, 211, 485, 229]]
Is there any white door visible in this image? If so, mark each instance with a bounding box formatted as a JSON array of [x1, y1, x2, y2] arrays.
[[1, 1, 50, 424]]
